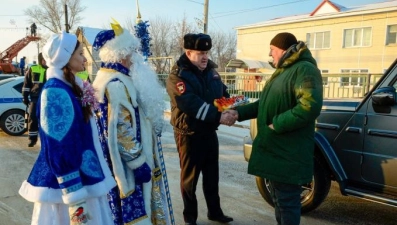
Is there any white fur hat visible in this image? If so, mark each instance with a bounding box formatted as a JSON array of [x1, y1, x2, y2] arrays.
[[93, 24, 140, 63], [42, 31, 77, 69], [42, 31, 78, 84]]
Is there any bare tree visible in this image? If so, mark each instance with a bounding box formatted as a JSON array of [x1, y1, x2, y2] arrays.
[[209, 31, 237, 71], [171, 14, 198, 57], [144, 15, 199, 74], [148, 16, 177, 74], [127, 15, 236, 74], [25, 0, 86, 33]]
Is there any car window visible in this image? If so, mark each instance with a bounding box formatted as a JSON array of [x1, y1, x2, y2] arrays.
[[13, 82, 23, 93], [0, 78, 16, 85], [0, 75, 17, 81]]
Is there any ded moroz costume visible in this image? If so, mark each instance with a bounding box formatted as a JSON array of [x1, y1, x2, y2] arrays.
[[92, 20, 174, 225]]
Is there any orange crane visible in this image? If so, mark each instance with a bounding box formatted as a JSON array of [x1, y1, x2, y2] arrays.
[[0, 36, 41, 74]]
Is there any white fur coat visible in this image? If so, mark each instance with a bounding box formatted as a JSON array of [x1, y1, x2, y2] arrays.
[[93, 69, 155, 224]]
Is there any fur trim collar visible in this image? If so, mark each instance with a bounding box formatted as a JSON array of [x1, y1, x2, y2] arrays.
[[46, 68, 84, 89], [93, 68, 138, 106]]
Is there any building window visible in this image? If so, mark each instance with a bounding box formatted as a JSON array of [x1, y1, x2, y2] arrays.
[[343, 27, 372, 47], [321, 69, 329, 86], [340, 69, 368, 86], [307, 31, 330, 49], [387, 24, 397, 45]]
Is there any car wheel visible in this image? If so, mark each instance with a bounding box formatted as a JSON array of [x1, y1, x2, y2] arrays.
[[255, 154, 331, 214], [0, 109, 26, 136]]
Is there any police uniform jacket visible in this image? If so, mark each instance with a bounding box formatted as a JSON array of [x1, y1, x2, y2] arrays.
[[166, 53, 229, 134], [22, 64, 48, 101]]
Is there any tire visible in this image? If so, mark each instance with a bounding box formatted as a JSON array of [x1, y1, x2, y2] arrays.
[[0, 109, 26, 136], [255, 154, 331, 214]]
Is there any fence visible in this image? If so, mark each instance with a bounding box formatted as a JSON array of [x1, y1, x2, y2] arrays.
[[158, 73, 384, 99]]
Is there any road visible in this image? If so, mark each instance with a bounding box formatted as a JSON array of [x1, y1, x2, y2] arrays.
[[0, 119, 396, 225]]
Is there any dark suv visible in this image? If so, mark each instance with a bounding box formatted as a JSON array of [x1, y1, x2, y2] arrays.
[[243, 59, 397, 213]]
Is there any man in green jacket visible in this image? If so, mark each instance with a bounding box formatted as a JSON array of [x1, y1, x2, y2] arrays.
[[226, 32, 323, 225]]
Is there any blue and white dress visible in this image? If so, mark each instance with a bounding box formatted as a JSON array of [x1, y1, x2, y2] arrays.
[[19, 76, 116, 225]]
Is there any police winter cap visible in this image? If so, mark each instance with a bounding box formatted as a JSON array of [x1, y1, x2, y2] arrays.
[[270, 32, 298, 50], [183, 33, 212, 51]]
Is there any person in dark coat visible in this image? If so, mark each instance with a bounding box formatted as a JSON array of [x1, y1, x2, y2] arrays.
[[226, 32, 323, 225], [30, 23, 37, 36], [22, 53, 47, 147], [19, 56, 26, 76], [166, 33, 234, 225]]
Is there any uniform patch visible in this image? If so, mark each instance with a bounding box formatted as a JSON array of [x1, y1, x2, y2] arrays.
[[213, 71, 220, 79], [176, 82, 186, 94]]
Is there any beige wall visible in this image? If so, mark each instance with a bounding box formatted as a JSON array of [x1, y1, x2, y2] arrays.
[[236, 11, 397, 74]]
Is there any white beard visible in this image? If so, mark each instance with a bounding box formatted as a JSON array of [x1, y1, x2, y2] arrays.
[[128, 52, 165, 135]]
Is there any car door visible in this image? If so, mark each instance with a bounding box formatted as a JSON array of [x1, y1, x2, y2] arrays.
[[362, 66, 397, 189]]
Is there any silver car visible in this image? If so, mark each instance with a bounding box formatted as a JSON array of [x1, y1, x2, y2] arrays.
[[0, 76, 26, 136]]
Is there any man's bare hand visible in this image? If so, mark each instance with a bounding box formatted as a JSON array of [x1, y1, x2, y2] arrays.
[[220, 110, 238, 126]]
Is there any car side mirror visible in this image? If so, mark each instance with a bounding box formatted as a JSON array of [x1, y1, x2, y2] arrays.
[[372, 86, 396, 106]]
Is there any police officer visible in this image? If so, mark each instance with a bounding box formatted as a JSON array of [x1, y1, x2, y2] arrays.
[[166, 33, 233, 225], [22, 53, 47, 147], [76, 69, 90, 82]]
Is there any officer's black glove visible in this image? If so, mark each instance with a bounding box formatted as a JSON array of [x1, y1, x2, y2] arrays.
[[23, 98, 30, 105]]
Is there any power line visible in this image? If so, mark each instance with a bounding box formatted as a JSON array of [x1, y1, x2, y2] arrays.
[[0, 15, 25, 16], [212, 0, 309, 18], [0, 27, 28, 30], [186, 0, 203, 5], [184, 0, 308, 33], [209, 13, 224, 32]]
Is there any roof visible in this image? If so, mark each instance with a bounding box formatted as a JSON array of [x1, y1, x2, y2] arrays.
[[310, 0, 344, 16], [235, 0, 397, 30], [226, 59, 274, 70], [76, 26, 104, 46]]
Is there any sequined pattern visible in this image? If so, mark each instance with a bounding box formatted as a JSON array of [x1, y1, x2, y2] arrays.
[[96, 84, 148, 225], [151, 179, 167, 225]]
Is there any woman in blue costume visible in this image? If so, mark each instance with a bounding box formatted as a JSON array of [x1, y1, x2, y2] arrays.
[[19, 31, 116, 225], [92, 20, 173, 225]]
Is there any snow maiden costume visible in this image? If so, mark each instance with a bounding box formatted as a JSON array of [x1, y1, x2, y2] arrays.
[[92, 21, 173, 225], [19, 31, 116, 225]]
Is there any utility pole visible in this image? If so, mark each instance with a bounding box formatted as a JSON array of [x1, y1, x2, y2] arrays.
[[203, 0, 209, 34], [64, 4, 69, 33]]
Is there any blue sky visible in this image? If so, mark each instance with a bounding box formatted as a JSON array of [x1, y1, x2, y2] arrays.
[[0, 0, 388, 63]]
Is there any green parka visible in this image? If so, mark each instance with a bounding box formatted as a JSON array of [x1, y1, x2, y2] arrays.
[[236, 43, 323, 185]]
